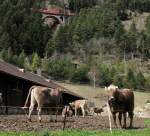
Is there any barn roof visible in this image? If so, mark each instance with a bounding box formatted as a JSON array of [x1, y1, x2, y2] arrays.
[[0, 60, 84, 101]]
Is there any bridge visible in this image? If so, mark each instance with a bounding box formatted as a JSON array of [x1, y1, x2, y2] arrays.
[[31, 7, 76, 25]]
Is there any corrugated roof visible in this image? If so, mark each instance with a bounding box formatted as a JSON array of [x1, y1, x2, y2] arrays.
[[0, 60, 84, 100]]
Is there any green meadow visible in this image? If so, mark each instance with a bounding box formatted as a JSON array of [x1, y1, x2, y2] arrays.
[[0, 129, 150, 136]]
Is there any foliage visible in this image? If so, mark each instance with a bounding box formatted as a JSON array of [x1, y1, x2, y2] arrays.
[[0, 0, 51, 56], [17, 50, 26, 68], [98, 64, 112, 86], [68, 0, 97, 13], [124, 68, 137, 89], [0, 0, 149, 89], [136, 71, 146, 89], [71, 65, 90, 83], [31, 52, 41, 72], [46, 59, 74, 80]]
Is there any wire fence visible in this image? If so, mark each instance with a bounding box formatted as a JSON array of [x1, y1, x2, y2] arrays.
[[0, 105, 65, 114]]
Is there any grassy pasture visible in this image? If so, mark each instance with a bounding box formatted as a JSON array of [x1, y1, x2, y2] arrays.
[[57, 82, 150, 107], [0, 128, 150, 136]]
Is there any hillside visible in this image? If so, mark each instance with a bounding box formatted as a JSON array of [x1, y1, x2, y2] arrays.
[[0, 0, 149, 90], [122, 12, 150, 31]]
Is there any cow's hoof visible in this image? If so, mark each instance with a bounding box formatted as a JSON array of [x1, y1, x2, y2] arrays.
[[54, 120, 57, 123], [129, 125, 133, 129], [39, 120, 41, 123], [49, 119, 53, 122], [28, 118, 31, 122], [122, 125, 127, 129]]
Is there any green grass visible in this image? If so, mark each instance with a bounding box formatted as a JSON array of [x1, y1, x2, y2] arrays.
[[144, 119, 150, 126], [1, 129, 150, 136], [57, 82, 150, 107]]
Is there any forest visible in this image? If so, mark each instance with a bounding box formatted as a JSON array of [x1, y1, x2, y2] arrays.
[[0, 0, 149, 90]]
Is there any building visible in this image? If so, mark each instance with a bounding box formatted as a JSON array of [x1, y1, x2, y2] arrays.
[[0, 60, 83, 113]]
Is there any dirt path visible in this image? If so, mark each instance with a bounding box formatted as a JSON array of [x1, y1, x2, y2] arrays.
[[0, 115, 149, 132]]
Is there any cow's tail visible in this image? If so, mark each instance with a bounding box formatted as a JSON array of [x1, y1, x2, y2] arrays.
[[22, 86, 35, 109]]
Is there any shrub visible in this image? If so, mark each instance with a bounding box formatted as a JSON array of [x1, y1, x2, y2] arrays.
[[98, 64, 112, 86], [136, 71, 146, 89], [47, 59, 74, 80], [112, 74, 124, 88], [124, 68, 137, 89], [71, 65, 90, 83]]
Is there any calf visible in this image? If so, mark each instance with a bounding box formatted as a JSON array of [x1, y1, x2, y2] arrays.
[[70, 99, 89, 117]]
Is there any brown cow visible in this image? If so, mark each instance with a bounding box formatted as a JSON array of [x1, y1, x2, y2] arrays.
[[23, 86, 63, 122], [106, 84, 134, 128]]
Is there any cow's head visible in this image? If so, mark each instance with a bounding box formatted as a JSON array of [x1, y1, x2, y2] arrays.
[[105, 84, 118, 105], [69, 101, 75, 108]]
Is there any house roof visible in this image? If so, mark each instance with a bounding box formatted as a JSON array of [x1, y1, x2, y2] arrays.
[[0, 60, 84, 101]]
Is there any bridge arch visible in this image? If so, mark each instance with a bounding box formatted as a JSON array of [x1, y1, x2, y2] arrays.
[[42, 15, 63, 24]]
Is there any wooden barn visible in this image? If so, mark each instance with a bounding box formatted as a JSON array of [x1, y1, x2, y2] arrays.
[[0, 60, 83, 113]]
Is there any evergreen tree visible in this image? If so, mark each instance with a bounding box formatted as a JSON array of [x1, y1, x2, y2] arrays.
[[71, 65, 89, 83], [17, 50, 26, 68], [0, 0, 51, 56], [24, 57, 31, 71], [125, 68, 137, 89], [136, 71, 146, 89], [31, 52, 41, 72]]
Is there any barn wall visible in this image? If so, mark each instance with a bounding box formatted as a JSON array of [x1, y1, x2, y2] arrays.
[[0, 72, 32, 107]]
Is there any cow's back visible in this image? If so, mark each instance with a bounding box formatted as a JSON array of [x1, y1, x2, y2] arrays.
[[32, 86, 62, 107], [118, 89, 134, 111], [75, 100, 86, 108]]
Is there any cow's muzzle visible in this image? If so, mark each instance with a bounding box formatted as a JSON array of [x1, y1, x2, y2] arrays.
[[108, 96, 115, 105], [109, 96, 115, 101]]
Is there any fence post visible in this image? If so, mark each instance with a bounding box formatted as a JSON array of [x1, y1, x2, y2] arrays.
[[62, 106, 67, 130], [107, 103, 112, 133]]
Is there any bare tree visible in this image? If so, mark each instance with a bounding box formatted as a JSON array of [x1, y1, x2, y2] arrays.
[[88, 65, 99, 89]]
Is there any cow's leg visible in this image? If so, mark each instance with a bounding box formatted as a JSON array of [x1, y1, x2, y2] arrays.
[[37, 106, 42, 122], [81, 106, 85, 117], [28, 96, 36, 122], [129, 111, 134, 128], [118, 112, 122, 127], [28, 104, 35, 122], [75, 107, 77, 117], [112, 113, 117, 127], [55, 106, 59, 123], [123, 112, 127, 128], [49, 114, 53, 122]]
